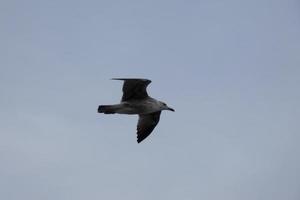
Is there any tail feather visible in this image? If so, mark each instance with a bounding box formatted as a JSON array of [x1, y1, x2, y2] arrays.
[[98, 105, 116, 114]]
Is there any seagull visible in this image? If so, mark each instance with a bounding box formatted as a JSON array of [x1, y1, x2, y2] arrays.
[[98, 78, 175, 143]]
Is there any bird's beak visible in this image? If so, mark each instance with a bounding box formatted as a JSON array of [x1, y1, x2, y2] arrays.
[[167, 107, 175, 112]]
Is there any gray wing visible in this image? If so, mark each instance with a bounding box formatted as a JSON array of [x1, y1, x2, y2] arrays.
[[136, 111, 161, 143], [112, 78, 151, 102]]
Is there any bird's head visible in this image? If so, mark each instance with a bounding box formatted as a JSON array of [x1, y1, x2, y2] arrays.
[[159, 101, 175, 112]]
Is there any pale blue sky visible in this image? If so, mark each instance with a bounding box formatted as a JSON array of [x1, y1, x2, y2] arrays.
[[1, 0, 300, 199]]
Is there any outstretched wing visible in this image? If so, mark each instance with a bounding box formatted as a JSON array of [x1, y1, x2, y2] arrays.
[[136, 111, 161, 143], [112, 78, 151, 102]]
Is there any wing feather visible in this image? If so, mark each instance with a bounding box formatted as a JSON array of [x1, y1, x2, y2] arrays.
[[136, 111, 161, 143], [112, 78, 151, 101]]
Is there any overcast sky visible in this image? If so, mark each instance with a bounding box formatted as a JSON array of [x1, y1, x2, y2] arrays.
[[1, 0, 300, 199]]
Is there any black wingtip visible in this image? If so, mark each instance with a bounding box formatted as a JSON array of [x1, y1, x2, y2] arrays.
[[137, 136, 144, 143], [111, 78, 151, 83]]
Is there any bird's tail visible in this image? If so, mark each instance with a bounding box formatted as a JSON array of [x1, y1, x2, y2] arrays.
[[98, 105, 116, 114]]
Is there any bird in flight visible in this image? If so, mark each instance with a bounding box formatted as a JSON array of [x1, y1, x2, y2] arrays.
[[98, 78, 175, 143]]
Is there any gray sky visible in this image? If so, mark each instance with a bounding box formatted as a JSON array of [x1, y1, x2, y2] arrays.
[[1, 0, 300, 199]]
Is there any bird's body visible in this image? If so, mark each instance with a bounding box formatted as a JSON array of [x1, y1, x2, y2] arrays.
[[98, 78, 174, 143], [99, 97, 163, 115]]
